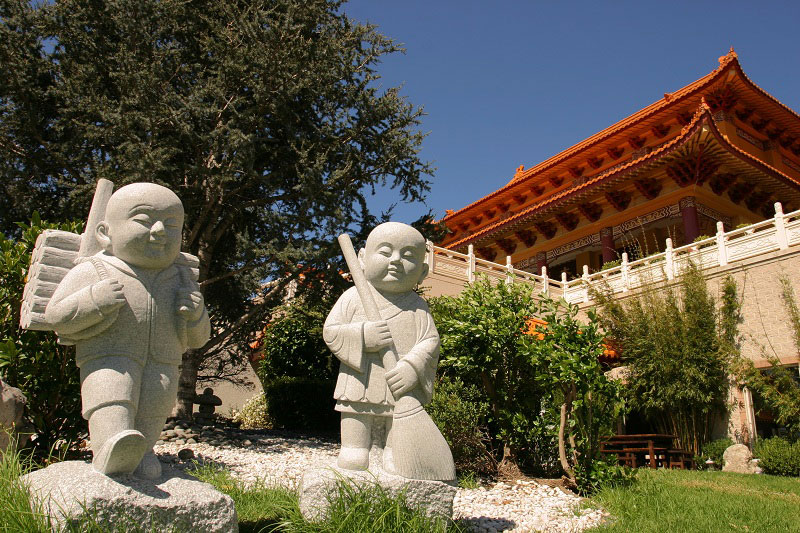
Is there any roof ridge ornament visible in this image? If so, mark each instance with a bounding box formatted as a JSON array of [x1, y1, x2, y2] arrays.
[[718, 46, 737, 65]]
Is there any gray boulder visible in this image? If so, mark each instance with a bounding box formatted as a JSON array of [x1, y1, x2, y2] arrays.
[[23, 460, 237, 532], [0, 378, 32, 454], [722, 443, 762, 474]]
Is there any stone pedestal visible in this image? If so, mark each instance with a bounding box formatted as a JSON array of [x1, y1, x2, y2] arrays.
[[23, 461, 238, 532], [299, 461, 457, 521]]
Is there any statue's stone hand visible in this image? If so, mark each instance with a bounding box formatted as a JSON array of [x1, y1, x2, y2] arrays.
[[386, 360, 418, 397], [363, 320, 392, 352], [91, 279, 126, 314], [177, 290, 204, 322]]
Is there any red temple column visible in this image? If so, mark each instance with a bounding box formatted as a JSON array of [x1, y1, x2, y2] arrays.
[[680, 196, 700, 244], [536, 251, 548, 274], [600, 226, 616, 264]]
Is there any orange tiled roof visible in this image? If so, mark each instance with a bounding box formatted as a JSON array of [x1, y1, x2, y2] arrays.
[[442, 49, 800, 228], [445, 101, 711, 249], [444, 101, 800, 250]]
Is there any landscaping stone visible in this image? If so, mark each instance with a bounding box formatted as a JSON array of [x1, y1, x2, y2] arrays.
[[178, 448, 195, 461], [722, 443, 762, 474], [23, 460, 237, 532], [0, 378, 32, 454], [298, 461, 457, 520]]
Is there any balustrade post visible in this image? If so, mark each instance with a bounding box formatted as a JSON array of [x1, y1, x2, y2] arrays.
[[426, 241, 435, 273], [716, 222, 728, 267], [541, 266, 549, 295], [582, 264, 590, 303], [561, 271, 568, 284], [775, 202, 789, 250], [467, 244, 476, 283], [506, 255, 513, 284], [665, 238, 675, 280], [621, 252, 629, 292]]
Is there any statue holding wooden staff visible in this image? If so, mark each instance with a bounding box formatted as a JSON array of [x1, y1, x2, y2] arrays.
[[324, 222, 455, 481]]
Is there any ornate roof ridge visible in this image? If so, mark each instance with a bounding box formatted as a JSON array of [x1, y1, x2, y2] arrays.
[[443, 50, 740, 222], [444, 102, 714, 249]]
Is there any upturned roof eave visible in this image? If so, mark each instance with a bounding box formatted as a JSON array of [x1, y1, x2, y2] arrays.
[[445, 105, 800, 251], [442, 52, 741, 225], [444, 103, 715, 250]]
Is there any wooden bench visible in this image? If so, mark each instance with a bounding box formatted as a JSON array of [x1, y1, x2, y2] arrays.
[[600, 434, 693, 469]]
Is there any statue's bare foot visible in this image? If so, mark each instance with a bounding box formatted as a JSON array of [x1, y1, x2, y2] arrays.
[[134, 451, 162, 480], [93, 430, 147, 476], [337, 447, 369, 470]]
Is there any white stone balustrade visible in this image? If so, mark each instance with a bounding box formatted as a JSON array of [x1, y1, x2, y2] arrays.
[[426, 202, 800, 304]]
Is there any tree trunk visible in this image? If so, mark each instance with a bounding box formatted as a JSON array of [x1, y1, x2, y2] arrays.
[[558, 388, 576, 481], [174, 348, 202, 420], [497, 443, 523, 480]]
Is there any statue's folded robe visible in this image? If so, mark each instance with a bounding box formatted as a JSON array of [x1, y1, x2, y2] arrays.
[[323, 286, 440, 415]]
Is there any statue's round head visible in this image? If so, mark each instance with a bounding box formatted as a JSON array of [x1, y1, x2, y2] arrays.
[[358, 222, 428, 294], [96, 182, 184, 270]]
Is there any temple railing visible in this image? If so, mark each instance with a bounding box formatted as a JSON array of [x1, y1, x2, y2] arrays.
[[427, 202, 800, 305]]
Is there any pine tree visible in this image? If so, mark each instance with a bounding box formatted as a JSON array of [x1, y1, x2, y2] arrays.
[[0, 0, 433, 416]]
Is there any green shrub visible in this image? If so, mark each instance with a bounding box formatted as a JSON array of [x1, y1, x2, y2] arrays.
[[258, 301, 337, 384], [700, 437, 734, 469], [427, 377, 495, 476], [601, 259, 621, 271], [233, 394, 271, 430], [753, 437, 800, 476], [263, 377, 339, 432], [574, 456, 637, 496], [431, 276, 624, 484], [0, 215, 85, 458]]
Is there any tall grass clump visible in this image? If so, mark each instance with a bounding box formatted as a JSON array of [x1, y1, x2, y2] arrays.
[[190, 461, 296, 531], [192, 461, 461, 533], [0, 445, 50, 532], [281, 479, 459, 533]]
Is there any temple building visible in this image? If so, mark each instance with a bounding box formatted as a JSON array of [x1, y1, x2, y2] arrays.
[[438, 49, 800, 280]]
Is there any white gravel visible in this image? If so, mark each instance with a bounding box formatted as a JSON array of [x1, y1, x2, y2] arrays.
[[154, 430, 608, 532]]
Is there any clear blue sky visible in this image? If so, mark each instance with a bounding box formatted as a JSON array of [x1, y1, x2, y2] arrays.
[[342, 0, 800, 225]]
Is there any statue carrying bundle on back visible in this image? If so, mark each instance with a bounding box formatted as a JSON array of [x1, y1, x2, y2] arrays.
[[21, 179, 210, 479]]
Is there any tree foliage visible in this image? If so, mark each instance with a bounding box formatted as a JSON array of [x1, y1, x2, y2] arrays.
[[528, 298, 625, 488], [1, 0, 434, 415], [0, 214, 84, 457], [593, 265, 740, 455], [430, 276, 623, 486]]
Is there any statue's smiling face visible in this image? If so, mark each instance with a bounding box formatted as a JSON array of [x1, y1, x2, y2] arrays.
[[360, 223, 428, 294], [100, 184, 184, 270]]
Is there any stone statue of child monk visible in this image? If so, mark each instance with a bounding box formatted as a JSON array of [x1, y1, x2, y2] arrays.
[[45, 183, 210, 478], [323, 222, 439, 472]]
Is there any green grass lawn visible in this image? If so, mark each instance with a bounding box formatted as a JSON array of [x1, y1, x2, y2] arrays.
[[588, 469, 800, 533]]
